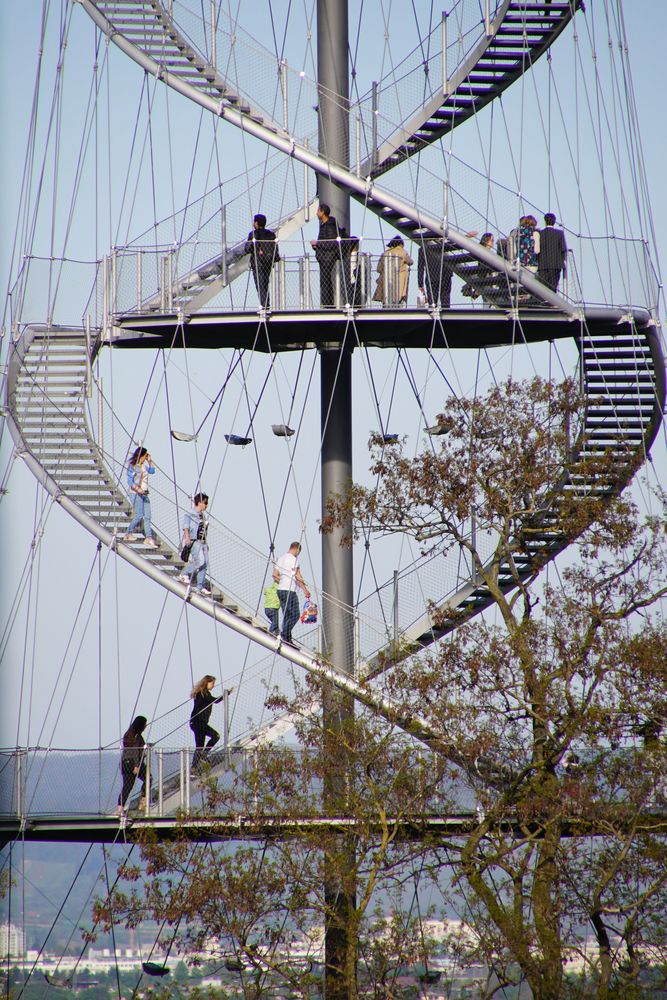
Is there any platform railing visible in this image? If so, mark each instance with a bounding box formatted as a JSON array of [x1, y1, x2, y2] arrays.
[[97, 234, 659, 324], [0, 747, 478, 820]]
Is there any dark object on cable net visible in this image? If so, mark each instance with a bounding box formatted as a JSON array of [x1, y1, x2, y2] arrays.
[[142, 963, 170, 977]]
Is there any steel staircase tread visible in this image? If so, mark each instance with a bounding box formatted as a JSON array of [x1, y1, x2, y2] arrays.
[[586, 374, 655, 383], [580, 340, 651, 349], [21, 356, 86, 363], [15, 405, 85, 414], [22, 441, 91, 449], [496, 28, 557, 37], [64, 488, 124, 496], [477, 53, 527, 62], [582, 349, 652, 358], [507, 2, 574, 7], [585, 420, 648, 428], [586, 407, 654, 416], [585, 389, 655, 399], [584, 362, 656, 371]]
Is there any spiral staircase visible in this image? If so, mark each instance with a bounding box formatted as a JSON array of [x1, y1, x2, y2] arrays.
[[4, 0, 665, 756]]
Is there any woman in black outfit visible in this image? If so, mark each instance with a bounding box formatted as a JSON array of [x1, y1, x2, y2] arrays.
[[190, 675, 223, 769], [117, 715, 148, 814]]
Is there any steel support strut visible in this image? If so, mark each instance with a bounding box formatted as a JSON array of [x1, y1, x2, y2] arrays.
[[317, 0, 357, 994]]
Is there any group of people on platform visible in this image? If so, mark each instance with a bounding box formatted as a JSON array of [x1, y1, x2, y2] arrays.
[[242, 206, 568, 310]]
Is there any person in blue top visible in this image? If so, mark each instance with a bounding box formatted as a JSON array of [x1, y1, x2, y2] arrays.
[[123, 446, 158, 547], [178, 493, 211, 595]]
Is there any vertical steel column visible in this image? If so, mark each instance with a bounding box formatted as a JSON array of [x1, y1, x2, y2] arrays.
[[111, 249, 117, 317], [97, 376, 104, 458], [221, 206, 227, 287], [102, 256, 109, 341], [157, 750, 164, 817], [210, 0, 216, 67], [393, 569, 399, 642], [442, 12, 449, 95], [137, 249, 143, 311], [16, 750, 24, 819], [318, 0, 353, 679], [471, 506, 479, 583], [85, 315, 92, 399], [371, 81, 378, 173], [317, 1, 355, 994], [144, 745, 152, 816], [223, 688, 230, 751], [281, 59, 289, 131]]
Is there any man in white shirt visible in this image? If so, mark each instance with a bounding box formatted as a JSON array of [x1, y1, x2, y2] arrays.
[[273, 541, 310, 644]]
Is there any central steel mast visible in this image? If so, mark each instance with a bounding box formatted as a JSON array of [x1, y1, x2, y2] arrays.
[[317, 0, 356, 994]]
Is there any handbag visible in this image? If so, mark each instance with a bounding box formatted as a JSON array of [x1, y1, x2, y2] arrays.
[[300, 599, 318, 625], [180, 542, 193, 563]]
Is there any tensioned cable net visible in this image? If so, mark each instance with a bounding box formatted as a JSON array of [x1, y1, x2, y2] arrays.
[[1, 2, 665, 988], [1, 0, 665, 837]]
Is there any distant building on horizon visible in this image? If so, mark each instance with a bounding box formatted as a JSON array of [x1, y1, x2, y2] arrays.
[[1, 923, 25, 959]]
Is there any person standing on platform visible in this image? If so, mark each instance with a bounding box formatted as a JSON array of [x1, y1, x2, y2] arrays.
[[117, 715, 148, 815], [538, 213, 567, 292], [518, 215, 540, 272], [178, 493, 211, 595], [244, 213, 279, 308], [417, 232, 477, 308], [417, 238, 456, 308], [190, 675, 224, 770], [273, 541, 310, 645], [311, 203, 340, 307], [373, 236, 413, 307], [123, 447, 158, 547]]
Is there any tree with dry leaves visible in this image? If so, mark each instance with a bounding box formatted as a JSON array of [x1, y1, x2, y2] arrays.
[[94, 377, 667, 1000]]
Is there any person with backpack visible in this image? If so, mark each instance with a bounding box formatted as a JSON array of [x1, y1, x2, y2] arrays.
[[178, 493, 211, 595]]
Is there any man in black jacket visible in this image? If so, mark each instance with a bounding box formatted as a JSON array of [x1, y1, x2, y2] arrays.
[[537, 213, 567, 292], [417, 238, 458, 307], [311, 203, 341, 307], [244, 213, 279, 308]]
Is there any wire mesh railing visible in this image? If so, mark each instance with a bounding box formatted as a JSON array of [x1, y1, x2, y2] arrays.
[[157, 0, 502, 176], [0, 746, 478, 820], [99, 233, 659, 320], [87, 373, 506, 670]]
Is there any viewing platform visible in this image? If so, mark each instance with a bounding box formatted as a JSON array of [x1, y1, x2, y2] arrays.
[[0, 747, 479, 846]]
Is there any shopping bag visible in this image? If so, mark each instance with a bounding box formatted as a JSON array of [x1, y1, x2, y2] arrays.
[[300, 599, 318, 624]]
